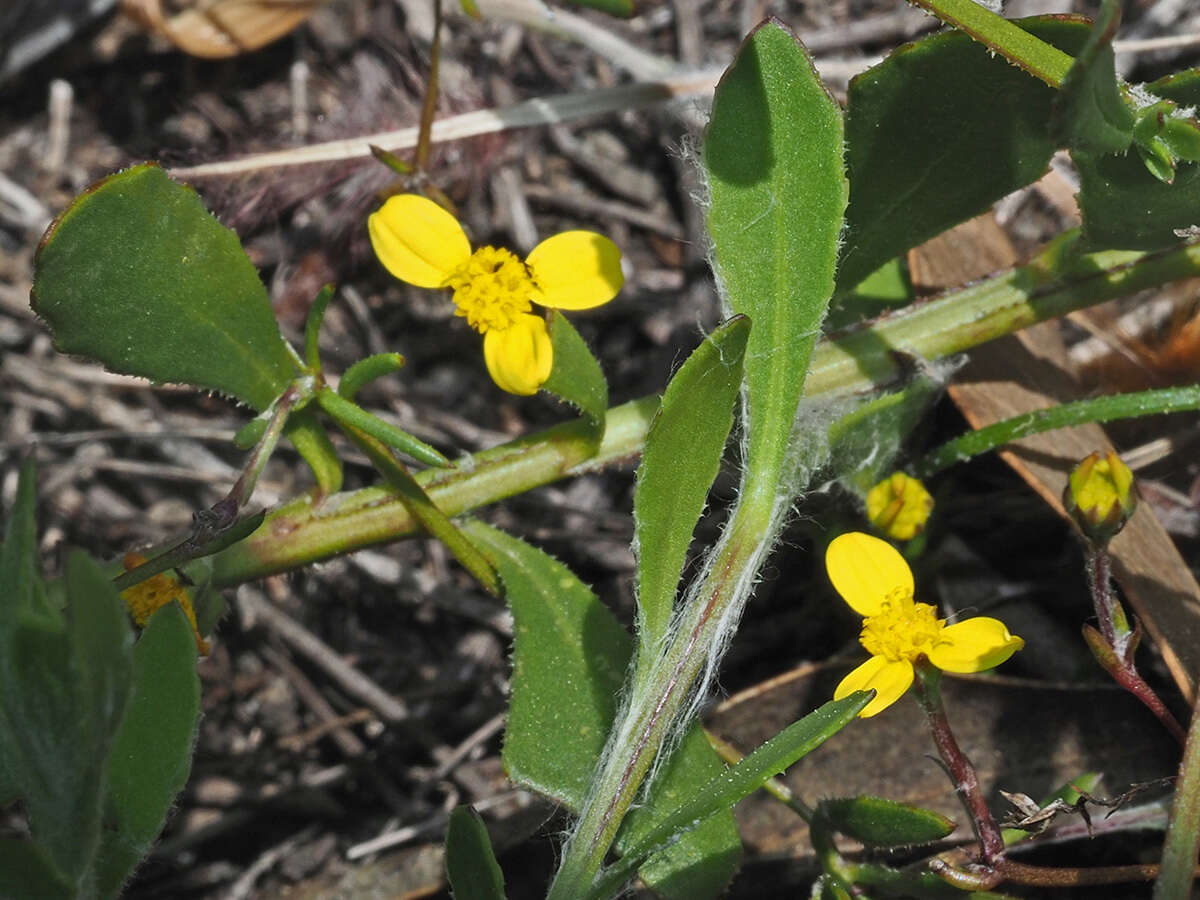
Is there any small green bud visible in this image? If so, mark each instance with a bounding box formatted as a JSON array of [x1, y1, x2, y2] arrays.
[[1064, 451, 1137, 545]]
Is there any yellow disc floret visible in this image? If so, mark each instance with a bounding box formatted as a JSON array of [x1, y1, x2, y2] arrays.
[[858, 588, 946, 663], [445, 246, 537, 334]]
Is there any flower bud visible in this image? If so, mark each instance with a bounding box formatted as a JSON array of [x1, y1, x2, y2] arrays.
[[1064, 451, 1137, 545], [865, 471, 933, 541]]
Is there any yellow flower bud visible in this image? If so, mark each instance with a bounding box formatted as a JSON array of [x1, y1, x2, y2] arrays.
[[865, 472, 934, 541], [1064, 451, 1137, 545]]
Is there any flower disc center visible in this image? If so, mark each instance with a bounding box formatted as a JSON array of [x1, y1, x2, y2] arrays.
[[859, 590, 945, 662], [447, 246, 536, 334]]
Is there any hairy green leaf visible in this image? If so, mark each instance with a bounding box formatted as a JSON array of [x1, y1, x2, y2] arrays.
[[704, 19, 847, 491], [94, 602, 201, 898], [1052, 0, 1132, 154], [590, 694, 870, 898], [32, 164, 296, 411], [463, 522, 740, 898], [542, 312, 608, 443], [445, 807, 507, 900], [633, 316, 748, 657], [838, 17, 1092, 292], [0, 839, 74, 900]]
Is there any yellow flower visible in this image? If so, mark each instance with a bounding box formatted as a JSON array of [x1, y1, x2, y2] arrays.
[[120, 552, 210, 655], [865, 472, 933, 541], [1065, 451, 1137, 545], [827, 532, 1022, 717], [368, 194, 623, 395]]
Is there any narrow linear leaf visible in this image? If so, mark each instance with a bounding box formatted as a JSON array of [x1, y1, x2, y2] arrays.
[[634, 316, 749, 655], [704, 19, 847, 486], [445, 807, 507, 900], [541, 312, 608, 444], [316, 388, 448, 468], [32, 164, 296, 411], [838, 17, 1092, 292], [338, 352, 407, 402], [304, 283, 335, 371], [0, 460, 38, 623], [462, 521, 740, 898], [590, 694, 870, 898], [818, 796, 955, 848], [284, 409, 344, 495]]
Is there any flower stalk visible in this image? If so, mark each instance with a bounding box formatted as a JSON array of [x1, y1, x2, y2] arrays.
[[912, 659, 1006, 865]]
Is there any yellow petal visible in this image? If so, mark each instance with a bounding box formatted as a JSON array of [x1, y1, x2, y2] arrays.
[[483, 314, 553, 395], [526, 231, 623, 310], [368, 194, 471, 288], [835, 655, 914, 718], [825, 531, 914, 617], [928, 617, 1024, 673]]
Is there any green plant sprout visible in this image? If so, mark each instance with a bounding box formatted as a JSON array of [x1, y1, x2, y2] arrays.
[[7, 1, 1200, 898]]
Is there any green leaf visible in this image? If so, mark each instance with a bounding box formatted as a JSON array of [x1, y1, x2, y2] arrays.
[[444, 807, 507, 900], [1075, 147, 1200, 250], [338, 352, 407, 402], [589, 694, 870, 898], [704, 19, 847, 489], [32, 164, 297, 411], [284, 408, 344, 494], [462, 521, 740, 897], [1052, 0, 1132, 154], [541, 312, 608, 443], [0, 460, 39, 625], [0, 839, 75, 900], [837, 17, 1092, 292], [633, 317, 748, 656], [316, 389, 449, 468], [563, 0, 632, 18], [819, 796, 955, 847], [825, 257, 913, 331], [93, 602, 201, 898]]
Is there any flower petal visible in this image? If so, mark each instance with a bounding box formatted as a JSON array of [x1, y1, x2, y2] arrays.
[[368, 194, 471, 288], [928, 617, 1024, 673], [825, 531, 914, 617], [835, 656, 914, 718], [483, 314, 553, 395], [526, 231, 623, 310]]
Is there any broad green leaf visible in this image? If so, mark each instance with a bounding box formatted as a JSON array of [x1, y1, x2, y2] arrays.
[[1075, 70, 1200, 249], [32, 164, 296, 411], [94, 602, 201, 898], [0, 839, 74, 900], [542, 312, 608, 443], [444, 807, 507, 900], [1052, 0, 1132, 154], [704, 19, 847, 488], [589, 694, 870, 898], [837, 17, 1092, 292], [818, 796, 955, 847], [1075, 145, 1200, 250], [633, 316, 748, 656], [0, 553, 133, 883], [463, 521, 740, 898], [825, 257, 913, 331]]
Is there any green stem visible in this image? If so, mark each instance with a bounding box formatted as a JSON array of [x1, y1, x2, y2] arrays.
[[1156, 697, 1200, 899], [906, 0, 1074, 87], [209, 241, 1200, 587], [918, 384, 1200, 477]]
